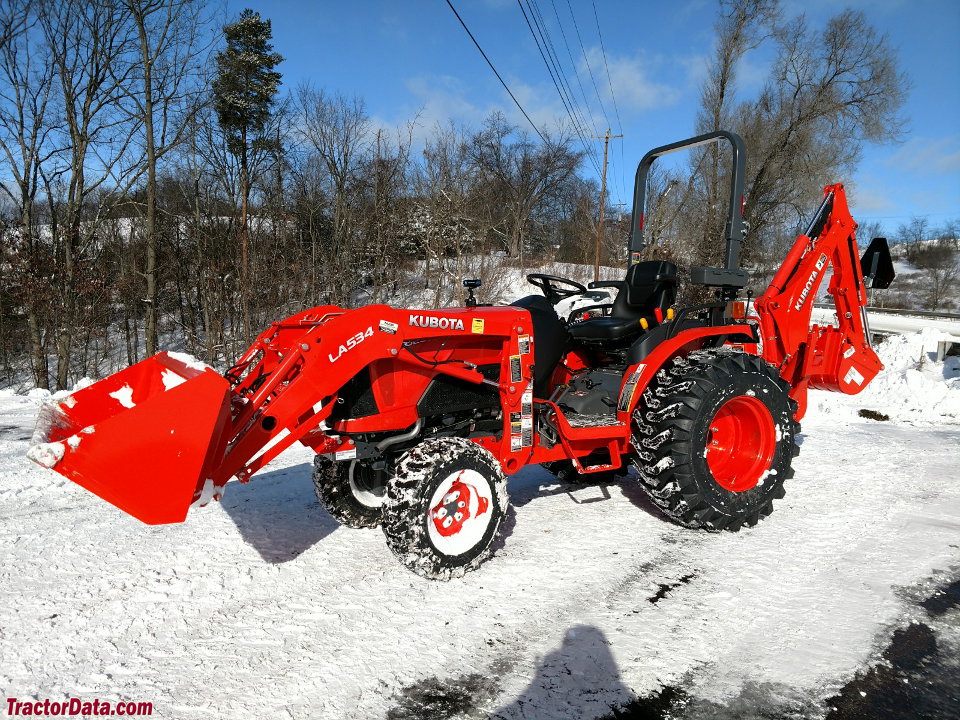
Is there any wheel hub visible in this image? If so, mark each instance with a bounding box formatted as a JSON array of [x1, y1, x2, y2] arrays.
[[430, 475, 490, 537], [426, 469, 494, 556], [705, 395, 776, 492]]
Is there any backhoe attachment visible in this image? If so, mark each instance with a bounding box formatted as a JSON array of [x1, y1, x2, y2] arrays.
[[754, 184, 895, 418]]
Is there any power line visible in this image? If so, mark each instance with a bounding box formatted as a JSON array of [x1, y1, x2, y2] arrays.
[[550, 0, 605, 136], [591, 0, 627, 204], [563, 0, 621, 198], [521, 0, 598, 173], [517, 0, 602, 176], [565, 0, 611, 130], [444, 0, 548, 145], [529, 0, 598, 149]]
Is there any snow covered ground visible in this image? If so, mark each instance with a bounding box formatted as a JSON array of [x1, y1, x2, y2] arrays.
[[1, 331, 958, 719]]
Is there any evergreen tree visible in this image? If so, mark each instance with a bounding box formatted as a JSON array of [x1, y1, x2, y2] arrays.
[[212, 8, 283, 341]]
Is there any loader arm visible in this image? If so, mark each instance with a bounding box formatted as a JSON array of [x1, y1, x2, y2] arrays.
[[754, 184, 887, 419], [213, 306, 502, 486]]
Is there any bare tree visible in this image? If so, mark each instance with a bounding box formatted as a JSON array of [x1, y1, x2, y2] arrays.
[[468, 113, 582, 260], [295, 85, 371, 304], [900, 218, 960, 310], [0, 0, 61, 387], [40, 0, 145, 388], [359, 126, 413, 304], [689, 1, 907, 275], [739, 10, 907, 259], [120, 0, 210, 355], [897, 216, 930, 247], [696, 0, 778, 266], [415, 122, 475, 306]]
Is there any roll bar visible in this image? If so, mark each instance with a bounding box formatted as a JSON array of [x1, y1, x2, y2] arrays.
[[628, 130, 747, 272]]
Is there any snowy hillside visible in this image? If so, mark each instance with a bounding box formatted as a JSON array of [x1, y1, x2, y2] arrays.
[[882, 238, 960, 312], [0, 328, 958, 718]]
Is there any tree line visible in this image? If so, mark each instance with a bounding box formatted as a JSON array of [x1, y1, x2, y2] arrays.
[[0, 0, 918, 391], [0, 1, 601, 390]]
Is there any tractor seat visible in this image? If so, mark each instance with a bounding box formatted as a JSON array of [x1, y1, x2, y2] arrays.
[[567, 261, 678, 346]]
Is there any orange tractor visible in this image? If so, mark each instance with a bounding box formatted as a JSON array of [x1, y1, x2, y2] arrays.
[[29, 131, 894, 578]]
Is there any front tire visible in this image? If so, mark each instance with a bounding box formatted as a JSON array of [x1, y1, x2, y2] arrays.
[[312, 456, 385, 528], [382, 437, 509, 580], [632, 349, 800, 531]]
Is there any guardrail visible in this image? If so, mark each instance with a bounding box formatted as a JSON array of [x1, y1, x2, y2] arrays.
[[813, 303, 960, 321], [810, 303, 960, 360]]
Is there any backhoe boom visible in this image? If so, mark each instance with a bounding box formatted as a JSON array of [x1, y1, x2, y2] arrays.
[[755, 184, 883, 418]]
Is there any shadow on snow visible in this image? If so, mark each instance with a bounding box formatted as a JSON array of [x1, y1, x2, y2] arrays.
[[218, 460, 673, 564], [219, 461, 340, 563]]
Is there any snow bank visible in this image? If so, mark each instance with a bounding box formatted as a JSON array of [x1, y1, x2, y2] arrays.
[[26, 377, 95, 406], [167, 351, 213, 372], [812, 328, 960, 423], [25, 377, 97, 450], [25, 440, 65, 468]]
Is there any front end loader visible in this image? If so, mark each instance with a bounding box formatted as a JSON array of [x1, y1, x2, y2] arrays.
[[28, 131, 894, 579]]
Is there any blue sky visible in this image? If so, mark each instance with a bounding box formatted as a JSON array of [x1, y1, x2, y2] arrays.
[[230, 0, 960, 235]]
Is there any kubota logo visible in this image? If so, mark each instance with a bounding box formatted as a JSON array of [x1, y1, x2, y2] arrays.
[[408, 315, 465, 331], [795, 254, 829, 311]]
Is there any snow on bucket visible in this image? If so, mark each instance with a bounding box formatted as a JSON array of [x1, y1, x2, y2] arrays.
[[27, 352, 232, 524]]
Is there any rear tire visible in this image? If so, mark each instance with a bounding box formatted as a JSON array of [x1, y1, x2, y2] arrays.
[[632, 349, 800, 531], [312, 456, 385, 528], [381, 437, 508, 580]]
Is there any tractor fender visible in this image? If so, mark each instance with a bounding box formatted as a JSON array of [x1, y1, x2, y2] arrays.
[[615, 324, 757, 422]]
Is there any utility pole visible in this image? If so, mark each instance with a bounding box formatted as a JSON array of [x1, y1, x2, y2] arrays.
[[591, 129, 623, 280]]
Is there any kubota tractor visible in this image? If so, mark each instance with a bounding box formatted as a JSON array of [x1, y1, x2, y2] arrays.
[[28, 131, 894, 579]]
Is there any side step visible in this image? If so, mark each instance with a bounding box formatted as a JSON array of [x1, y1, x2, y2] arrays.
[[541, 403, 628, 474]]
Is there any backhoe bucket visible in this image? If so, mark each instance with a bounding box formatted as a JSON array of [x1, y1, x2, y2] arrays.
[[28, 353, 232, 525]]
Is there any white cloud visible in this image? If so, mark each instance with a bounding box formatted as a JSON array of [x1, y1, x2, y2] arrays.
[[390, 73, 577, 146], [406, 75, 483, 123], [847, 183, 896, 214], [580, 46, 683, 114], [886, 135, 960, 177], [379, 41, 693, 152], [679, 53, 711, 90]]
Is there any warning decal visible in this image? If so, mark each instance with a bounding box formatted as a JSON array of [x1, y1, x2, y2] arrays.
[[617, 366, 645, 412], [510, 355, 522, 383], [843, 366, 865, 386]]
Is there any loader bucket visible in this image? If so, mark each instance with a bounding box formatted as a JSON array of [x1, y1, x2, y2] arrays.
[[28, 352, 232, 525]]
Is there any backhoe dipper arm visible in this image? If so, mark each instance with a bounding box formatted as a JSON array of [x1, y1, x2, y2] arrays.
[[754, 184, 883, 419]]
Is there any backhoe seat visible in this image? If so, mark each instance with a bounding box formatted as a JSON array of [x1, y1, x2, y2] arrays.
[[567, 261, 678, 345], [510, 295, 569, 398]]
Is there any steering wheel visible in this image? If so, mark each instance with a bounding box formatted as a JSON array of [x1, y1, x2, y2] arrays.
[[526, 273, 587, 305]]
